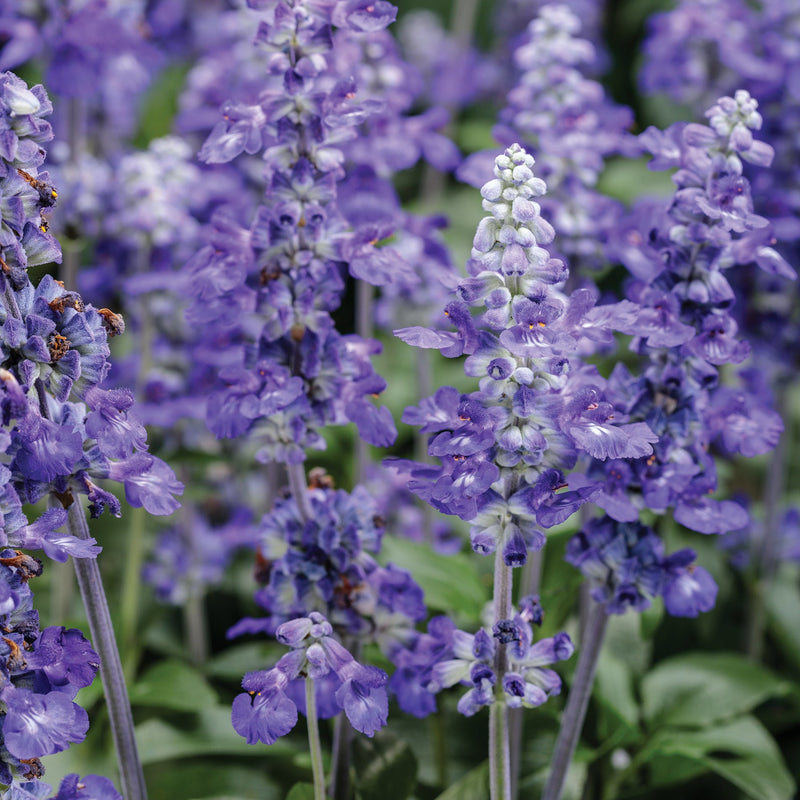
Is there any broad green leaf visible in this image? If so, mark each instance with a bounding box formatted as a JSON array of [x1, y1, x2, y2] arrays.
[[203, 642, 284, 680], [136, 705, 292, 763], [147, 762, 279, 800], [433, 761, 489, 800], [380, 536, 488, 622], [639, 598, 664, 640], [129, 659, 218, 711], [353, 729, 418, 800], [766, 570, 800, 670], [641, 651, 790, 728], [594, 650, 640, 743], [285, 784, 316, 800], [643, 716, 795, 800]]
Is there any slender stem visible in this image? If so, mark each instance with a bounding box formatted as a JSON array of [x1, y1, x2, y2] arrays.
[[120, 506, 146, 677], [542, 599, 609, 800], [489, 701, 511, 800], [430, 707, 449, 788], [490, 553, 513, 800], [183, 589, 209, 667], [61, 98, 86, 289], [509, 548, 543, 798], [306, 677, 326, 800], [287, 460, 313, 522], [414, 352, 436, 545], [119, 244, 155, 676], [66, 499, 148, 800], [328, 707, 352, 799], [354, 279, 374, 485], [745, 388, 789, 661]]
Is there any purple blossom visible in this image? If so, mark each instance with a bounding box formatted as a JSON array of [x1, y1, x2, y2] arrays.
[[232, 612, 388, 743]]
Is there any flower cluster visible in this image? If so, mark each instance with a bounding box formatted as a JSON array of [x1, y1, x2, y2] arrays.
[[589, 91, 788, 528], [0, 70, 182, 796], [421, 597, 573, 716], [395, 144, 657, 564], [0, 563, 99, 789], [232, 611, 388, 743], [231, 479, 425, 657], [566, 517, 718, 617], [459, 4, 638, 271], [184, 0, 412, 460]]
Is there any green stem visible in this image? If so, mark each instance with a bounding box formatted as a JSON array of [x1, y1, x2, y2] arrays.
[[328, 711, 352, 799], [490, 552, 513, 800], [306, 677, 326, 800], [745, 388, 789, 661], [430, 707, 449, 788], [120, 505, 146, 676], [542, 599, 608, 800], [354, 279, 373, 485], [67, 500, 148, 800]]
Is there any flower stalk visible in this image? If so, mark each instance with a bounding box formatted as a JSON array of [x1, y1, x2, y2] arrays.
[[306, 677, 326, 800], [542, 601, 608, 800], [67, 500, 148, 800], [490, 553, 513, 800]]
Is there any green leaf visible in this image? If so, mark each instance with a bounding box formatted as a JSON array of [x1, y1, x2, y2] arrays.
[[642, 716, 795, 800], [147, 762, 280, 800], [766, 570, 800, 670], [285, 784, 316, 800], [136, 705, 293, 763], [129, 659, 218, 711], [379, 537, 488, 623], [594, 649, 640, 744], [433, 761, 489, 800], [641, 651, 790, 728], [352, 729, 418, 800], [203, 642, 284, 680]]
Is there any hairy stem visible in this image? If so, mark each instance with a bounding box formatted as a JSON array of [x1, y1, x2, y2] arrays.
[[542, 599, 608, 800], [328, 711, 352, 799], [287, 460, 313, 522], [307, 677, 327, 800], [67, 500, 148, 800], [490, 553, 513, 800]]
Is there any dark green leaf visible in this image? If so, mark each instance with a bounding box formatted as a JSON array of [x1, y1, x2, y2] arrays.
[[285, 784, 316, 800], [433, 761, 489, 800], [379, 537, 488, 623], [642, 716, 795, 800], [641, 652, 790, 728], [136, 706, 293, 763], [594, 650, 640, 743], [353, 729, 417, 800], [766, 570, 800, 670], [203, 642, 284, 680], [147, 762, 279, 800], [129, 659, 218, 711]]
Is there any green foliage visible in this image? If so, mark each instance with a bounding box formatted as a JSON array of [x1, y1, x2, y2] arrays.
[[136, 706, 293, 763], [285, 784, 317, 800], [643, 716, 795, 800], [432, 761, 488, 800], [641, 652, 792, 728], [380, 536, 488, 624], [129, 660, 219, 711], [353, 730, 418, 800]]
